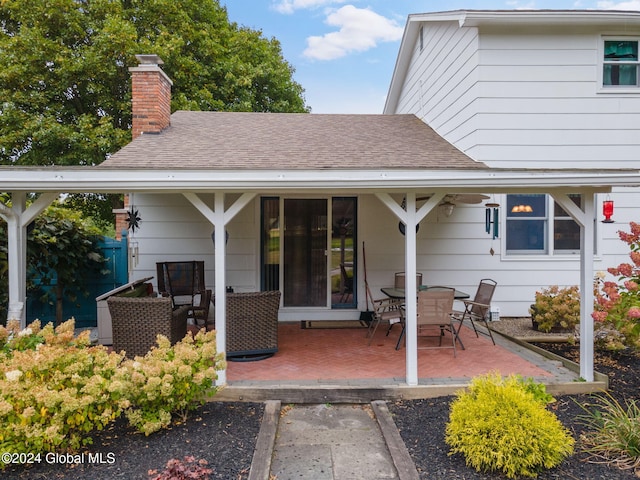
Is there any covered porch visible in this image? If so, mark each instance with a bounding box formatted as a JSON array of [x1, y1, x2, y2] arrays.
[[216, 319, 601, 403], [2, 171, 638, 389]]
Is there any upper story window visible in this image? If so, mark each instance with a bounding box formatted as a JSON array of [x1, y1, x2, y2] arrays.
[[602, 38, 639, 88]]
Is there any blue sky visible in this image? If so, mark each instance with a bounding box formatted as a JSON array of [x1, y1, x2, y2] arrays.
[[221, 0, 640, 113]]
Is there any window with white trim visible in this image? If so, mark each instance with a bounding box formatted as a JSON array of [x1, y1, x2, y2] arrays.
[[505, 194, 582, 255], [602, 38, 639, 88]]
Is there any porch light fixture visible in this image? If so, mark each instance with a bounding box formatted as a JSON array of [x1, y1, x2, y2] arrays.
[[511, 204, 533, 213], [602, 199, 615, 223], [439, 201, 455, 217]]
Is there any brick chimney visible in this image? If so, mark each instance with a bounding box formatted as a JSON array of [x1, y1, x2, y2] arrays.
[[129, 54, 173, 140]]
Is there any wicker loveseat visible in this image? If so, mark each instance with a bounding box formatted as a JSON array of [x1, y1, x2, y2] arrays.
[[226, 291, 281, 360], [107, 296, 189, 358]]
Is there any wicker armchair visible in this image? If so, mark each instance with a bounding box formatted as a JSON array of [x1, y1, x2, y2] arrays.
[[107, 296, 189, 358], [226, 291, 281, 360]]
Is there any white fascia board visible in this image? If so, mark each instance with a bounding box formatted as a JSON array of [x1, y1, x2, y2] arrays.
[[384, 19, 419, 113], [411, 10, 640, 27], [1, 168, 639, 193], [459, 10, 640, 27]]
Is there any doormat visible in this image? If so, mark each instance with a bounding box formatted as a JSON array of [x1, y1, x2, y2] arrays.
[[300, 320, 369, 329]]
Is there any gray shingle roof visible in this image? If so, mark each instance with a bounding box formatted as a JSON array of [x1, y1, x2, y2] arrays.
[[102, 111, 487, 170]]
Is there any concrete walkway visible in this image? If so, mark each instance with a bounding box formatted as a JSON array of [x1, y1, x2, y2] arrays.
[[248, 400, 419, 480]]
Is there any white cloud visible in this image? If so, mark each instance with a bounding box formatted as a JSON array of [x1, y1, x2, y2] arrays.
[[303, 5, 404, 61], [272, 0, 346, 14], [597, 0, 640, 9]]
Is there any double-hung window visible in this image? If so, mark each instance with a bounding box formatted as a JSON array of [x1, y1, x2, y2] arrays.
[[602, 38, 639, 88], [505, 194, 581, 255]]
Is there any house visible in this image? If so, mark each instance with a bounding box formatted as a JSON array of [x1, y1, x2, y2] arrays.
[[2, 11, 640, 387], [384, 9, 640, 310]]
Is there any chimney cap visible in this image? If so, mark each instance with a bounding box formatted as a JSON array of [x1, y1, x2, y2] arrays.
[[135, 54, 164, 66]]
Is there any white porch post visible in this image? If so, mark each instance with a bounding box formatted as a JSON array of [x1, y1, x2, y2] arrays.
[[2, 192, 59, 327], [374, 192, 444, 386], [5, 193, 27, 326], [212, 193, 227, 384], [551, 191, 595, 382], [183, 192, 256, 385], [404, 193, 419, 385], [580, 194, 595, 381]]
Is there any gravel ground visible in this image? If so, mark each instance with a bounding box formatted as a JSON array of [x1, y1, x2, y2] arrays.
[[4, 318, 639, 480]]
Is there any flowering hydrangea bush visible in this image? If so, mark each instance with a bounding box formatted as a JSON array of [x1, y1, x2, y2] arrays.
[[0, 320, 126, 461], [529, 285, 580, 333], [115, 328, 224, 436], [593, 222, 640, 350], [0, 319, 223, 467]]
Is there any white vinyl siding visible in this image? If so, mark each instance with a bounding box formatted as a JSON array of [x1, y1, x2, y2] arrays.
[[127, 193, 259, 294], [394, 26, 640, 169], [390, 21, 640, 315], [395, 22, 480, 147]]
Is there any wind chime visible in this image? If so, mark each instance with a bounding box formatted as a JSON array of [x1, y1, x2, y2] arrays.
[[485, 199, 500, 256]]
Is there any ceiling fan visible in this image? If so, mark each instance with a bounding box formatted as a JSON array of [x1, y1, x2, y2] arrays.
[[416, 193, 490, 205]]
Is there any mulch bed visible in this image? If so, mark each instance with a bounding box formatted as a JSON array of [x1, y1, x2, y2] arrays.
[[3, 402, 263, 480], [389, 342, 640, 479], [4, 342, 639, 479]]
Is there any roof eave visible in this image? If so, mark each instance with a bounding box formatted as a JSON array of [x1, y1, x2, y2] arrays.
[[0, 168, 639, 194]]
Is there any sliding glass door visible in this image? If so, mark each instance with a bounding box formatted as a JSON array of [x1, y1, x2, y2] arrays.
[[261, 197, 357, 308], [283, 199, 327, 306]]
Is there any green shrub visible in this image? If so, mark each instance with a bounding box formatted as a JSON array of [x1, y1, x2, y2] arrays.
[[516, 374, 556, 405], [445, 372, 574, 479], [578, 392, 640, 471]]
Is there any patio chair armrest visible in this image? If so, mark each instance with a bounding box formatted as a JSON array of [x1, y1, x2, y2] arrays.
[[373, 297, 403, 307], [172, 305, 190, 320], [171, 305, 189, 342], [197, 289, 212, 307], [462, 300, 491, 311]]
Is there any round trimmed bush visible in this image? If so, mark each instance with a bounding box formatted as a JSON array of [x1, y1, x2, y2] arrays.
[[445, 372, 574, 479]]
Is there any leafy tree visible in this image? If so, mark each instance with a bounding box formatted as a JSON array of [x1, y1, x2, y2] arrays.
[[0, 202, 107, 325], [0, 0, 309, 222]]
